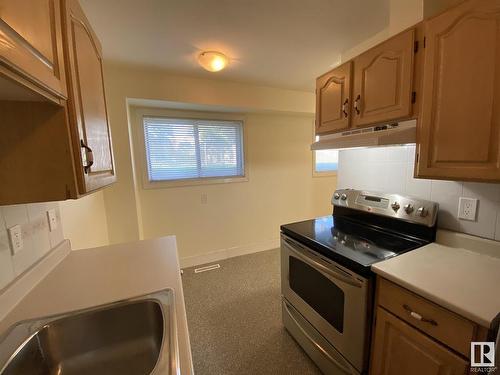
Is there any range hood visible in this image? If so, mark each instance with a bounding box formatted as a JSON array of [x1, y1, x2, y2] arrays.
[[311, 120, 416, 150]]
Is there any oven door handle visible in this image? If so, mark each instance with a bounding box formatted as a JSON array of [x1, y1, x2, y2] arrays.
[[282, 237, 363, 288], [283, 300, 356, 375]]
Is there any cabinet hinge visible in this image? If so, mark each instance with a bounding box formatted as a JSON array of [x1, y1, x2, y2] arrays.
[[423, 37, 426, 48], [416, 152, 419, 163], [411, 91, 417, 103], [414, 40, 419, 53]]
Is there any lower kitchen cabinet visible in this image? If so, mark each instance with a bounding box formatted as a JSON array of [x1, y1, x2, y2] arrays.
[[370, 277, 490, 375], [370, 307, 468, 375]]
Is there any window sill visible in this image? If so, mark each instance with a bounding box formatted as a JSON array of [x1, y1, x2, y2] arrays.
[[312, 171, 337, 178], [142, 175, 249, 189]]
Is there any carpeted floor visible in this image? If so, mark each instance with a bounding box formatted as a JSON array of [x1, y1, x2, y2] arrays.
[[182, 248, 322, 375]]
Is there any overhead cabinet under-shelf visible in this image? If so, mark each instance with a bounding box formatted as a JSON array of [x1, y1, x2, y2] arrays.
[[0, 0, 116, 205]]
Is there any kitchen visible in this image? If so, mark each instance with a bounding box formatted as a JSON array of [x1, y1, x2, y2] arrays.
[[0, 0, 499, 374]]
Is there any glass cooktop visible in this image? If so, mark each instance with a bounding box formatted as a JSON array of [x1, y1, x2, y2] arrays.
[[281, 215, 425, 275]]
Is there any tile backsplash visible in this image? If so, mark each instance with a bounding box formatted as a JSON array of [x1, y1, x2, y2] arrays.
[[0, 203, 63, 290], [337, 145, 500, 240]]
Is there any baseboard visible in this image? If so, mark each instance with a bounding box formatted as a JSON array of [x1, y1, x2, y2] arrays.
[[0, 240, 71, 324], [180, 238, 280, 268]]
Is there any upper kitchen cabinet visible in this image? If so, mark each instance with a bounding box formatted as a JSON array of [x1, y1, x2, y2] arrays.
[[315, 62, 352, 134], [0, 0, 115, 205], [352, 29, 416, 128], [314, 27, 419, 136], [62, 0, 116, 193], [0, 0, 67, 103], [416, 0, 500, 181]]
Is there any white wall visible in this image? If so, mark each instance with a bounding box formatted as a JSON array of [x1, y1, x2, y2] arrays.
[[341, 0, 423, 62], [337, 145, 500, 240]]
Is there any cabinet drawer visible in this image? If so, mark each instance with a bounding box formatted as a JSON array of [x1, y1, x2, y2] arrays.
[[371, 307, 468, 375], [377, 278, 475, 357]]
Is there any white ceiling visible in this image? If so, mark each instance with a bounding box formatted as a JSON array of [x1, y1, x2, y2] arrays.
[[80, 0, 390, 92]]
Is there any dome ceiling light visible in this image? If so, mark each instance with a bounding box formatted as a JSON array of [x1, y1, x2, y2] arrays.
[[197, 51, 229, 72]]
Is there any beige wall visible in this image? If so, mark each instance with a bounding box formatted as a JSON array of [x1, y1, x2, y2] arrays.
[[424, 0, 463, 18], [341, 0, 423, 62], [130, 108, 336, 260], [102, 63, 319, 247], [59, 192, 110, 250]]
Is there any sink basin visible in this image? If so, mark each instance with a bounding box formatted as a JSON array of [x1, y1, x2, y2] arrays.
[[0, 289, 179, 375]]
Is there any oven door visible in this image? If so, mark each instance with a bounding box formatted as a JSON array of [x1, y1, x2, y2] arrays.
[[281, 234, 370, 372]]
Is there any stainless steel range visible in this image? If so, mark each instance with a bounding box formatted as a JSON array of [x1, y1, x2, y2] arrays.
[[280, 189, 438, 375]]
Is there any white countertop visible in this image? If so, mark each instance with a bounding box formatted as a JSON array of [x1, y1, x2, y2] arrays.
[[372, 231, 500, 328], [0, 236, 193, 375]]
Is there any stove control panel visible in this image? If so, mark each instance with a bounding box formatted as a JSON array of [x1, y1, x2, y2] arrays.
[[331, 189, 439, 227]]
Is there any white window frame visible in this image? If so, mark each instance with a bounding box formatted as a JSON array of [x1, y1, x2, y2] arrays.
[[134, 107, 249, 189], [312, 121, 338, 177]]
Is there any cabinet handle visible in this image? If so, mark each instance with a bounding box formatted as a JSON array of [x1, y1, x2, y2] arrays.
[[342, 98, 349, 118], [403, 304, 438, 326], [354, 94, 361, 115], [80, 140, 94, 174]]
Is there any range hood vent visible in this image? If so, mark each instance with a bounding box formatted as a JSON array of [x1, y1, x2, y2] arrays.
[[311, 120, 416, 150]]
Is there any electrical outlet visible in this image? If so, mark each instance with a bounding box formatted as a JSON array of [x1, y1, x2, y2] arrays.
[[47, 209, 58, 232], [7, 225, 23, 255], [458, 197, 478, 221]]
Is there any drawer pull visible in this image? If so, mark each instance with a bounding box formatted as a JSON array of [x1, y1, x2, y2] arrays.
[[403, 304, 438, 326]]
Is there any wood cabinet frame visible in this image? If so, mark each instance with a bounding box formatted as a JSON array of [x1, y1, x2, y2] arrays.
[[0, 0, 116, 204], [0, 0, 67, 103], [415, 0, 500, 182], [61, 0, 116, 194]]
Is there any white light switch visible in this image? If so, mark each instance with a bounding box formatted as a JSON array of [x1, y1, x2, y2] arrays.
[[47, 209, 58, 232], [458, 197, 478, 221], [8, 225, 23, 255]]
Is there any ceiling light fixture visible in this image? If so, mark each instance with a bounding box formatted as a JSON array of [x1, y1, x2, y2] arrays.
[[197, 51, 229, 72]]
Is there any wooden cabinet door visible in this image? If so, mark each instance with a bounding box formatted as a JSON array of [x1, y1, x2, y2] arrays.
[[316, 62, 352, 134], [371, 308, 468, 375], [0, 0, 66, 100], [416, 0, 500, 181], [352, 29, 415, 128], [63, 0, 116, 193]]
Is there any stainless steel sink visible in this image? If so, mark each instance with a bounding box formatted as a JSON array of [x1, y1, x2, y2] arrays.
[[0, 289, 179, 375]]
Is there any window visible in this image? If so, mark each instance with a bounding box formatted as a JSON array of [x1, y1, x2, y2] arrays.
[[314, 136, 338, 174], [315, 149, 339, 172], [143, 117, 245, 182]]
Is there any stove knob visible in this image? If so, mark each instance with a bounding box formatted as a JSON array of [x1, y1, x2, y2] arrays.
[[417, 206, 428, 217], [333, 192, 340, 200], [340, 194, 347, 201], [404, 204, 414, 214], [391, 202, 400, 212]]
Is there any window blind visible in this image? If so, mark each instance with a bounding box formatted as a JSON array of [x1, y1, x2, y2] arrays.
[[143, 117, 244, 182]]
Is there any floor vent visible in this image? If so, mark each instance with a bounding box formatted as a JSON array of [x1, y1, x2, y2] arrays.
[[194, 264, 221, 273]]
